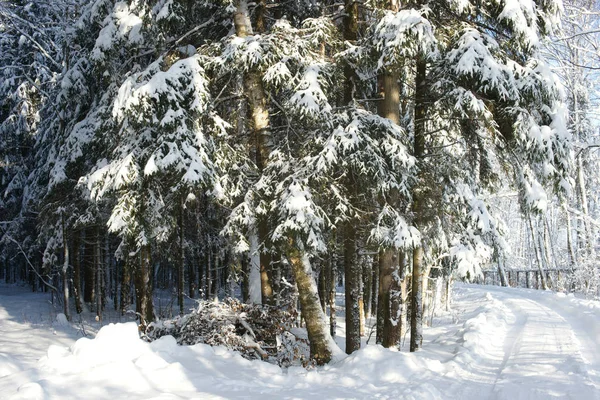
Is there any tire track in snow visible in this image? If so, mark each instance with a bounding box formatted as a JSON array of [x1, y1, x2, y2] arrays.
[[477, 286, 600, 400]]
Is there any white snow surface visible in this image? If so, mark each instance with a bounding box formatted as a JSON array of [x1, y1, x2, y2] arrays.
[[1, 283, 599, 399]]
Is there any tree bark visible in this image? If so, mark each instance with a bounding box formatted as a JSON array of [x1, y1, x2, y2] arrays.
[[83, 229, 95, 305], [497, 253, 508, 287], [410, 57, 427, 353], [235, 0, 274, 304], [95, 228, 103, 322], [340, 0, 361, 354], [287, 239, 338, 365], [379, 249, 403, 348], [73, 232, 83, 314], [135, 243, 154, 328], [344, 220, 361, 354], [62, 215, 71, 322], [121, 247, 131, 316], [564, 202, 576, 267], [527, 214, 548, 290], [178, 196, 185, 315], [329, 256, 337, 338]]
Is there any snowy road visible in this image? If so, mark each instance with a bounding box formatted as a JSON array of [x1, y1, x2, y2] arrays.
[[1, 283, 599, 399], [447, 285, 600, 399]]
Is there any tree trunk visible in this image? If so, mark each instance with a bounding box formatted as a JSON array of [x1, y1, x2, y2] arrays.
[[329, 256, 337, 338], [248, 231, 262, 303], [73, 232, 83, 314], [497, 253, 508, 287], [287, 239, 339, 365], [410, 57, 427, 353], [178, 197, 185, 315], [318, 263, 327, 312], [83, 229, 95, 305], [410, 246, 424, 352], [371, 255, 378, 322], [379, 248, 403, 348], [564, 203, 576, 267], [62, 216, 71, 322], [121, 247, 131, 316], [344, 220, 361, 354], [363, 258, 372, 319], [235, 0, 274, 304], [577, 157, 593, 256], [95, 228, 103, 322], [135, 244, 154, 328], [527, 214, 547, 290]]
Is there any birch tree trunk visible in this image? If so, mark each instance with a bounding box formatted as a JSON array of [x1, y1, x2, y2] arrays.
[[234, 0, 274, 304]]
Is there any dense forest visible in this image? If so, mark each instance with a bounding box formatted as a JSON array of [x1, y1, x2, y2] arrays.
[[1, 0, 598, 364]]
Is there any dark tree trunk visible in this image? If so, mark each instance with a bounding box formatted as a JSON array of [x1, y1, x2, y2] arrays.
[[95, 228, 103, 322], [178, 197, 185, 315], [410, 57, 427, 353], [62, 216, 71, 322], [73, 232, 83, 314], [135, 244, 154, 328], [121, 249, 131, 316], [329, 255, 337, 338], [318, 263, 327, 312], [83, 229, 95, 305], [344, 220, 361, 354], [381, 249, 403, 348]]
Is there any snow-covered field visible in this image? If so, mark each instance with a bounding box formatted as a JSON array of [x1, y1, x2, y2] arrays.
[[1, 284, 599, 399]]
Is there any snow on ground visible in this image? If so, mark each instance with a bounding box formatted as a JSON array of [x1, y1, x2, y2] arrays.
[[1, 283, 599, 399]]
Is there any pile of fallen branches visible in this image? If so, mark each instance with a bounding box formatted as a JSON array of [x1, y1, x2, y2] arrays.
[[145, 298, 310, 366]]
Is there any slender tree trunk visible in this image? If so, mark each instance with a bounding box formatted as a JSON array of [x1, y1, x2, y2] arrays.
[[577, 157, 593, 256], [248, 231, 262, 303], [329, 254, 337, 338], [95, 228, 103, 322], [73, 232, 83, 314], [287, 239, 339, 365], [410, 57, 427, 353], [178, 197, 185, 315], [241, 253, 249, 302], [362, 259, 372, 319], [121, 248, 131, 316], [371, 255, 378, 321], [497, 253, 508, 287], [564, 203, 576, 267], [62, 216, 71, 321], [83, 229, 95, 305], [318, 264, 327, 312], [340, 0, 361, 354], [527, 214, 547, 290], [344, 220, 361, 354]]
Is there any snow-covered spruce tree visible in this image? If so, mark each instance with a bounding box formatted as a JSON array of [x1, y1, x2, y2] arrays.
[[266, 4, 416, 356], [210, 4, 349, 362], [0, 0, 82, 287], [365, 0, 571, 350], [45, 0, 231, 325]]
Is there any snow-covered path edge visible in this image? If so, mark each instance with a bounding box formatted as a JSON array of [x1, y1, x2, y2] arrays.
[[1, 284, 600, 399]]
